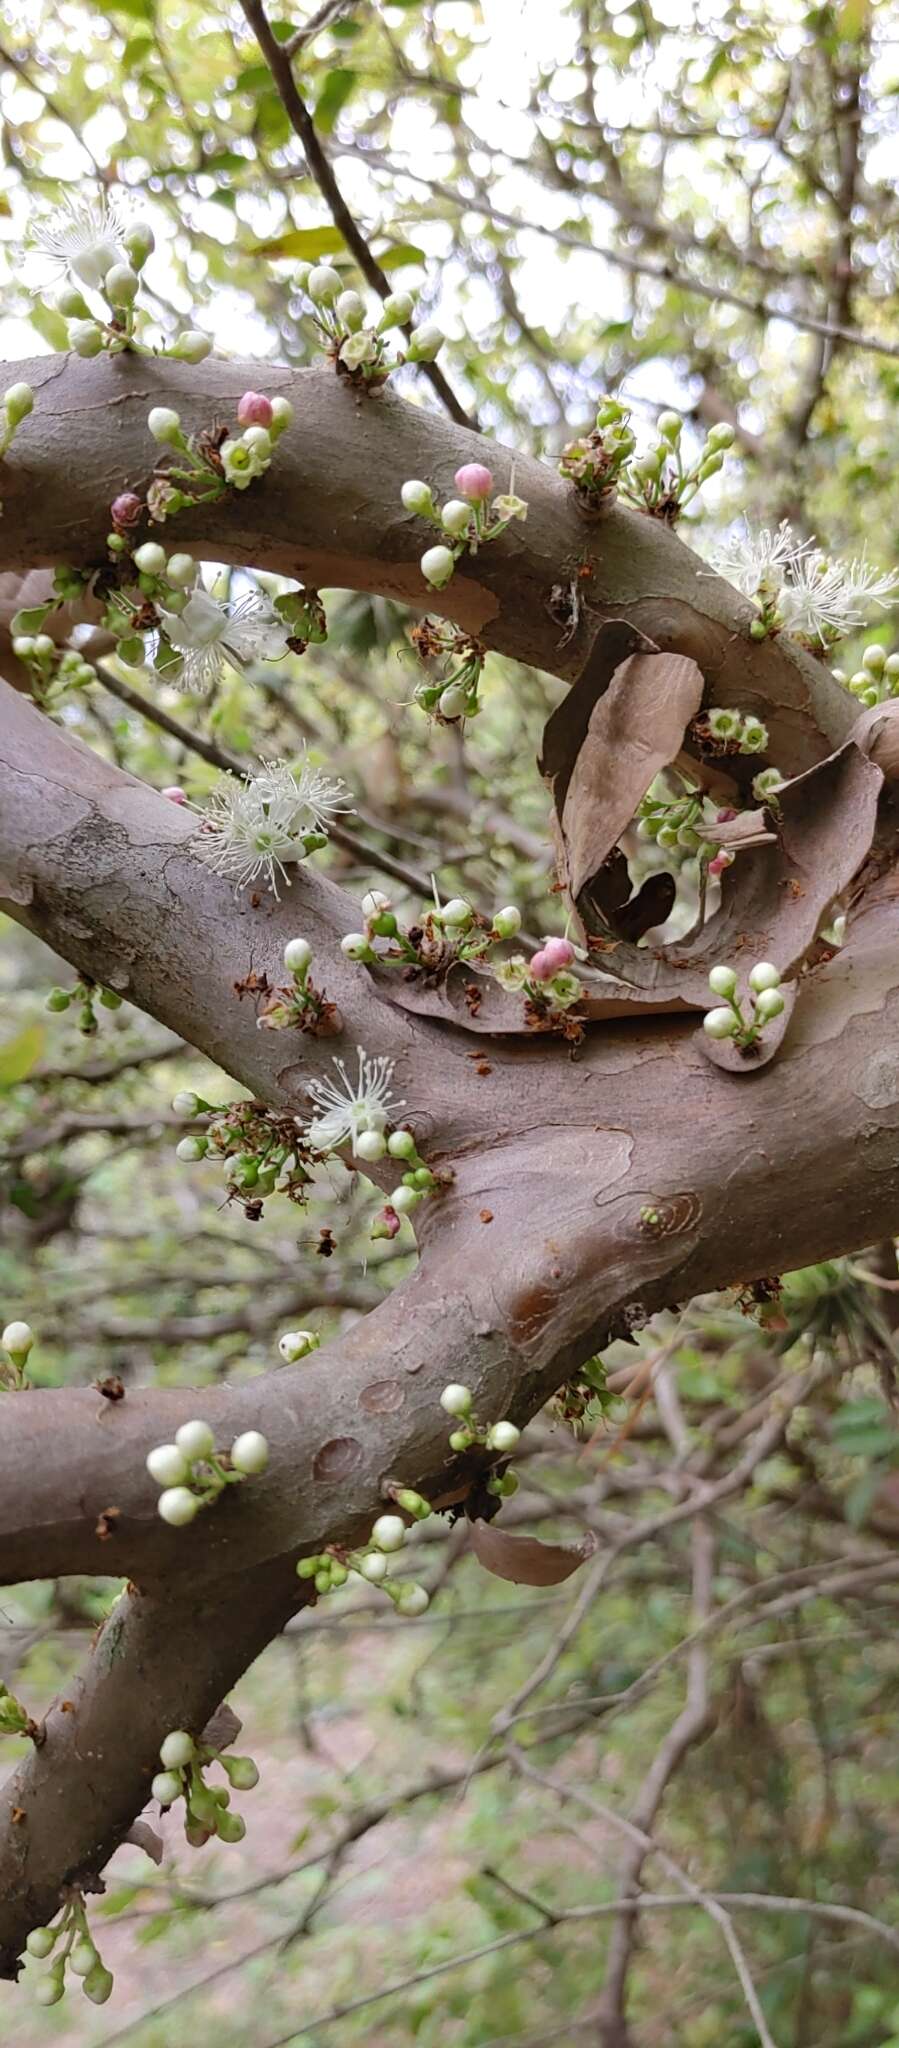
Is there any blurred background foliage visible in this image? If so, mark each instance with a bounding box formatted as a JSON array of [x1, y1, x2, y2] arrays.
[[3, 0, 899, 2041]]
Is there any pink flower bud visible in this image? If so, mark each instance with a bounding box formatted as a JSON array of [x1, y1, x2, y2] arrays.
[[110, 491, 143, 528], [708, 851, 733, 878], [372, 1205, 401, 1240], [454, 463, 494, 503], [715, 807, 737, 823], [529, 948, 553, 981], [162, 785, 187, 804], [237, 391, 274, 428], [540, 936, 575, 972]]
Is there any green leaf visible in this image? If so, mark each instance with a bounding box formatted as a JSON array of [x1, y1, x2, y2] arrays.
[[0, 1025, 46, 1090], [29, 300, 69, 353], [376, 241, 426, 272], [256, 225, 347, 261], [11, 604, 52, 636], [106, 0, 154, 17], [315, 67, 357, 133], [235, 61, 272, 93]]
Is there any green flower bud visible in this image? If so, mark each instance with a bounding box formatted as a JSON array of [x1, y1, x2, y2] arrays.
[[69, 320, 104, 358], [748, 960, 781, 993], [105, 263, 139, 306], [4, 382, 34, 428], [708, 964, 737, 998]]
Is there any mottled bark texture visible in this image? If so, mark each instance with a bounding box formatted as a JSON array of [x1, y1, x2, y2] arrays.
[[1, 354, 899, 1971]]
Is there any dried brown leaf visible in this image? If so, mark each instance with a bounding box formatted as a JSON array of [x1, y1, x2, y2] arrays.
[[553, 650, 705, 904], [469, 1518, 597, 1586], [124, 1821, 164, 1865]]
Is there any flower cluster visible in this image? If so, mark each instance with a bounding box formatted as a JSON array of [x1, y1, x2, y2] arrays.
[[10, 631, 95, 706], [297, 1501, 431, 1616], [45, 977, 122, 1034], [248, 936, 343, 1037], [636, 772, 775, 884], [1, 1319, 34, 1392], [439, 1383, 520, 1496], [296, 264, 441, 385], [559, 397, 734, 520], [712, 520, 899, 650], [695, 706, 769, 755], [0, 380, 33, 462], [33, 195, 177, 362], [147, 1417, 269, 1526], [703, 961, 785, 1050], [173, 1092, 314, 1218], [494, 934, 584, 1019], [305, 1044, 402, 1159], [26, 1893, 113, 2010], [190, 756, 349, 892], [341, 889, 521, 978], [144, 392, 292, 521], [401, 464, 528, 592], [151, 1726, 259, 1847], [408, 617, 486, 722], [836, 640, 899, 706]]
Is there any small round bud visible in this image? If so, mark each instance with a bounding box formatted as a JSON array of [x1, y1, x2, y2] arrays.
[[45, 987, 71, 1011], [175, 1418, 215, 1460], [441, 497, 473, 537], [296, 1554, 320, 1578], [528, 947, 552, 981], [394, 1582, 430, 1616], [708, 964, 737, 998], [110, 490, 143, 528], [406, 321, 444, 361], [215, 1809, 247, 1844], [2, 1320, 33, 1358], [341, 932, 374, 960], [164, 552, 195, 589], [105, 262, 139, 306], [440, 1383, 473, 1417], [33, 634, 55, 659], [237, 391, 274, 428], [70, 320, 104, 358], [157, 1486, 200, 1527], [360, 1550, 388, 1581], [657, 409, 682, 441], [703, 1006, 739, 1040], [307, 263, 342, 304], [70, 1940, 98, 1977], [35, 1976, 65, 2006], [387, 1128, 417, 1160], [377, 290, 414, 332], [454, 462, 494, 502], [390, 1185, 419, 1214], [361, 889, 390, 918], [278, 1328, 317, 1363], [152, 1769, 184, 1805], [160, 1729, 195, 1769], [175, 1135, 207, 1161], [371, 1513, 406, 1553], [133, 542, 166, 576], [748, 961, 781, 993], [83, 1964, 115, 2007], [438, 682, 468, 718], [4, 382, 34, 427], [124, 220, 155, 267], [147, 406, 183, 445], [395, 1488, 431, 1520], [146, 1443, 190, 1488], [540, 935, 575, 972], [269, 396, 293, 435], [56, 283, 90, 318], [230, 1430, 269, 1475], [336, 289, 366, 330], [754, 987, 785, 1021], [284, 936, 312, 975], [26, 1928, 56, 1958], [492, 905, 522, 938], [224, 1754, 260, 1788], [172, 1090, 201, 1116], [486, 1420, 520, 1452], [448, 1428, 471, 1451], [442, 896, 473, 928], [172, 329, 212, 363], [706, 422, 736, 450], [12, 636, 36, 659], [355, 1129, 387, 1162], [401, 478, 436, 516]]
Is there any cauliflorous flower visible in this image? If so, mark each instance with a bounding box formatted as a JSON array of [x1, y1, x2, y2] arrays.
[[32, 194, 126, 288], [193, 753, 350, 896], [711, 519, 898, 647], [305, 1046, 403, 1156], [156, 588, 290, 694]]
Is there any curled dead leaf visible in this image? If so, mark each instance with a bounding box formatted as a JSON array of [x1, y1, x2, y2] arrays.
[[124, 1821, 164, 1865], [469, 1517, 597, 1585], [200, 1701, 241, 1753]]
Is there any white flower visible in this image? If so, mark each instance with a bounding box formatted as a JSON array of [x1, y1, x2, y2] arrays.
[[305, 1046, 403, 1156], [711, 519, 898, 647], [32, 194, 126, 288], [156, 588, 290, 695], [194, 753, 350, 896], [220, 435, 271, 490]]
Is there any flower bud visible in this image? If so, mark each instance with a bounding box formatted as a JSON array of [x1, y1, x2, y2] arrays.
[[441, 498, 473, 537], [486, 1420, 520, 1452], [224, 1754, 260, 1788], [395, 1488, 431, 1520], [172, 329, 212, 362], [706, 422, 736, 450], [387, 1128, 416, 1159], [540, 935, 574, 972], [71, 1939, 98, 1977], [448, 1428, 471, 1451], [355, 1129, 387, 1162], [237, 391, 274, 428], [708, 964, 737, 998], [395, 1582, 430, 1615], [56, 282, 90, 318], [146, 1443, 190, 1488], [110, 490, 143, 527], [406, 321, 444, 361], [172, 1090, 201, 1116], [703, 1006, 739, 1039], [147, 406, 183, 445], [492, 905, 522, 939], [361, 889, 390, 918], [165, 552, 195, 588], [105, 263, 139, 306], [336, 289, 366, 330], [175, 1417, 215, 1460], [390, 1185, 420, 1214], [528, 947, 552, 981], [152, 1769, 183, 1807], [371, 1513, 406, 1552], [278, 1328, 318, 1362], [26, 1928, 56, 1958], [133, 541, 167, 576], [360, 1550, 388, 1581], [377, 290, 414, 332], [748, 961, 781, 993], [439, 1383, 472, 1417], [657, 410, 682, 441], [454, 462, 493, 502], [83, 1963, 115, 2005], [4, 382, 34, 427], [176, 1135, 207, 1161], [421, 545, 456, 589], [2, 1320, 33, 1358], [269, 396, 294, 436], [160, 1729, 195, 1769], [45, 987, 71, 1011], [70, 320, 104, 358], [755, 987, 785, 1020], [438, 682, 468, 719], [124, 221, 155, 268], [442, 896, 473, 928], [284, 936, 312, 976], [157, 1486, 200, 1526], [341, 931, 375, 960], [35, 1976, 65, 2006], [401, 478, 436, 516], [230, 1430, 269, 1475], [307, 263, 342, 304]]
